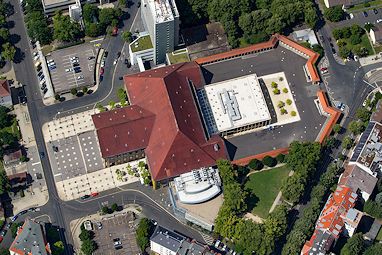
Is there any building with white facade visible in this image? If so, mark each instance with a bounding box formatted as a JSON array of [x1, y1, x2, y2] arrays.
[[141, 0, 180, 64], [42, 0, 97, 15], [173, 167, 221, 204], [0, 80, 12, 108], [69, 0, 82, 23], [197, 73, 271, 136], [129, 33, 154, 71]]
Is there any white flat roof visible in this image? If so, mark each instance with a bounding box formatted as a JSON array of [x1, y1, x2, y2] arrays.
[[174, 167, 221, 204], [203, 73, 271, 132], [147, 0, 177, 24]]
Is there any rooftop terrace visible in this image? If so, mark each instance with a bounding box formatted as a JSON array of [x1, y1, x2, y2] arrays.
[[131, 35, 153, 53]]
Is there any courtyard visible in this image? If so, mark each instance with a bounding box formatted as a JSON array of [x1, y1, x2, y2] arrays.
[[201, 46, 327, 160]]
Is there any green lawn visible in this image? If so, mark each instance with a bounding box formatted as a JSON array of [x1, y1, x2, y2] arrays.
[[244, 165, 290, 218], [340, 33, 374, 57], [167, 49, 190, 64], [131, 35, 153, 53], [376, 228, 382, 242], [1, 118, 21, 140]]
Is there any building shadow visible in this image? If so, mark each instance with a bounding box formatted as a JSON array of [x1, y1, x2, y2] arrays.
[[224, 139, 237, 161], [200, 67, 214, 85]]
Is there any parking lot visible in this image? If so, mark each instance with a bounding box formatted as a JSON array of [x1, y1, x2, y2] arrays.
[[47, 43, 96, 94], [202, 46, 327, 160], [333, 7, 382, 29], [93, 213, 140, 255]]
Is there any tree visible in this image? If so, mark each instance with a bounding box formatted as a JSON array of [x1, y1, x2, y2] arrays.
[[79, 229, 93, 241], [281, 173, 305, 204], [101, 206, 109, 214], [82, 87, 88, 94], [0, 131, 16, 146], [70, 88, 77, 95], [282, 88, 288, 93], [340, 233, 365, 255], [0, 170, 9, 195], [136, 218, 153, 252], [339, 46, 350, 58], [119, 0, 128, 7], [356, 107, 371, 122], [109, 100, 116, 109], [348, 120, 365, 135], [262, 155, 277, 167], [324, 6, 345, 22], [333, 124, 341, 134], [11, 222, 24, 238], [0, 106, 10, 129], [365, 23, 374, 32], [0, 28, 9, 43], [276, 154, 285, 163], [85, 23, 101, 37], [375, 192, 382, 204], [333, 29, 344, 40], [54, 94, 60, 100], [291, 111, 296, 116], [364, 243, 382, 255], [81, 239, 97, 255], [1, 42, 16, 61], [312, 44, 324, 56], [248, 158, 263, 170], [111, 203, 118, 212], [342, 136, 354, 149], [83, 4, 98, 23], [278, 101, 285, 108], [121, 31, 132, 42], [264, 205, 288, 240], [0, 248, 9, 255], [350, 34, 361, 45], [53, 11, 82, 42], [271, 82, 278, 88], [364, 200, 382, 219], [26, 11, 52, 45], [286, 99, 292, 105], [52, 241, 64, 255], [273, 88, 280, 94]]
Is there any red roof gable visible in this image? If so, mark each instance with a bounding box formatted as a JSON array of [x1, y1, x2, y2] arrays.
[[92, 106, 155, 158], [0, 80, 10, 97], [123, 62, 227, 180]]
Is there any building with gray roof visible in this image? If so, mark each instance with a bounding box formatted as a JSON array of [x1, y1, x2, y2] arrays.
[[9, 219, 51, 255]]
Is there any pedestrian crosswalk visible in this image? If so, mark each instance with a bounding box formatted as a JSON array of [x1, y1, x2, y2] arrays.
[[200, 231, 214, 245]]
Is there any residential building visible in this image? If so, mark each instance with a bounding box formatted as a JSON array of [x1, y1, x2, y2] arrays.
[[349, 121, 382, 176], [370, 25, 382, 44], [301, 185, 358, 255], [42, 0, 97, 15], [9, 219, 51, 255], [3, 149, 23, 166], [92, 62, 228, 183], [141, 0, 180, 64], [338, 164, 378, 201], [292, 29, 319, 46], [0, 80, 12, 108], [150, 225, 213, 255]]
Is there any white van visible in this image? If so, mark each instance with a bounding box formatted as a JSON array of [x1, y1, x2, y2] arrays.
[[35, 61, 41, 68], [39, 79, 45, 85]]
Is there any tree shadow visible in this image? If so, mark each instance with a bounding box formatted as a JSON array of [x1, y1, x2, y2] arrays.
[[13, 47, 25, 64], [6, 20, 14, 29], [9, 33, 21, 45], [245, 192, 260, 212]]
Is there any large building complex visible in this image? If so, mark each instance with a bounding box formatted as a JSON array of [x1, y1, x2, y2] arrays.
[[42, 0, 97, 15], [141, 0, 180, 64]]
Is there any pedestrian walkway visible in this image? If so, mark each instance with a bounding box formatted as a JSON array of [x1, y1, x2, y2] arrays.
[[12, 187, 49, 215]]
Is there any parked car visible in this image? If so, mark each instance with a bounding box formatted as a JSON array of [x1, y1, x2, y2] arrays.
[[0, 230, 6, 237], [65, 68, 72, 72], [104, 51, 108, 57], [80, 195, 90, 200], [363, 11, 368, 17], [373, 8, 378, 14], [43, 88, 48, 94], [113, 59, 118, 65], [101, 61, 105, 67], [377, 19, 382, 23], [117, 52, 121, 58], [11, 215, 18, 222], [70, 56, 78, 61], [95, 222, 102, 229], [39, 151, 45, 158], [320, 67, 328, 71], [90, 192, 99, 197], [100, 67, 104, 75], [214, 240, 221, 248], [88, 56, 95, 60], [74, 68, 81, 73], [77, 75, 84, 80]]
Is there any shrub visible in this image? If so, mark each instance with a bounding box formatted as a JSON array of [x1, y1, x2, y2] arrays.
[[333, 124, 341, 134], [101, 206, 109, 214], [271, 82, 278, 88], [286, 99, 292, 105], [70, 88, 77, 95], [248, 159, 263, 170], [82, 87, 88, 94], [111, 203, 118, 212], [278, 101, 285, 108], [55, 94, 60, 100], [262, 156, 277, 167], [282, 88, 288, 93], [291, 111, 297, 116], [273, 88, 280, 95], [281, 108, 287, 115], [276, 154, 285, 163], [279, 77, 284, 81]]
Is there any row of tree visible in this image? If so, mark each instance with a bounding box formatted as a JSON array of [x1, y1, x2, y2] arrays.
[[136, 218, 154, 252], [79, 223, 97, 255], [214, 159, 288, 255], [340, 233, 382, 255], [281, 141, 322, 204], [24, 0, 52, 45], [282, 162, 343, 254], [332, 24, 369, 58], [0, 0, 16, 62], [175, 0, 319, 47]]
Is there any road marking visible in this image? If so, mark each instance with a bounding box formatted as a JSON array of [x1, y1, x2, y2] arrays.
[[32, 162, 41, 166], [54, 173, 62, 177], [90, 38, 104, 43]]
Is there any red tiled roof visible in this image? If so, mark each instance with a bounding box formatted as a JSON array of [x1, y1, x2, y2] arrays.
[[92, 106, 155, 158], [0, 80, 10, 97], [317, 90, 341, 143], [232, 147, 289, 166], [119, 62, 227, 181]]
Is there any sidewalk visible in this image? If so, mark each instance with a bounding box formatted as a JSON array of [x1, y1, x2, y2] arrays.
[[11, 186, 49, 214]]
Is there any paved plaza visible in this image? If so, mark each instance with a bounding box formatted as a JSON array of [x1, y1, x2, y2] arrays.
[[43, 110, 141, 200]]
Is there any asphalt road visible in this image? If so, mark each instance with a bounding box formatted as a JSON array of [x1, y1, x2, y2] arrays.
[[4, 1, 204, 253]]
